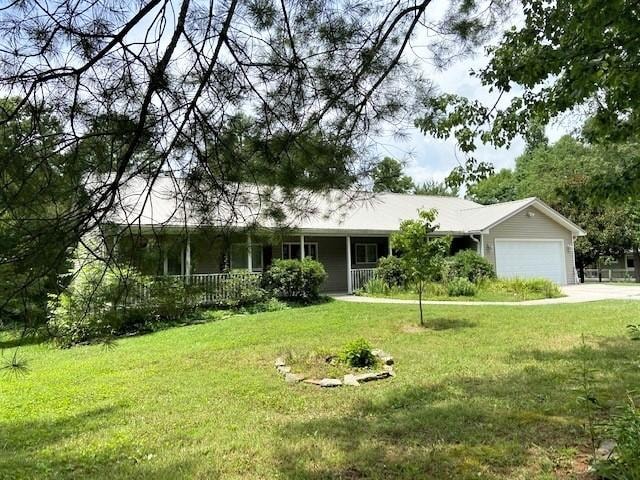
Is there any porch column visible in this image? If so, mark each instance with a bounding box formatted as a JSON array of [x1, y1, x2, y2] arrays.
[[479, 234, 485, 258], [185, 233, 192, 281], [300, 234, 305, 259], [346, 236, 352, 294], [163, 248, 168, 276], [388, 235, 393, 257], [247, 233, 253, 272]]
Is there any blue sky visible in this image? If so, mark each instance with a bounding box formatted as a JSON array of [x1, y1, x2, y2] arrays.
[[374, 8, 571, 185]]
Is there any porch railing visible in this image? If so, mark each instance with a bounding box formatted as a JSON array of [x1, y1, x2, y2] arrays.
[[583, 268, 635, 282], [149, 272, 262, 304], [351, 268, 378, 292]]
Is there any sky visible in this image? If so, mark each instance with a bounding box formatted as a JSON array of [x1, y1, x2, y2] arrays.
[[376, 55, 527, 184], [373, 4, 571, 185]]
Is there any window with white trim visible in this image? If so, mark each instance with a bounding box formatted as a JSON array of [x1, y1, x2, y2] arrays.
[[230, 244, 263, 271], [281, 242, 318, 260], [355, 243, 378, 264]]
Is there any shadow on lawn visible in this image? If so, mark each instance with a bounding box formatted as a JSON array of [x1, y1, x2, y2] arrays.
[[0, 329, 50, 349], [423, 317, 477, 331], [0, 404, 201, 479], [275, 336, 640, 479], [515, 336, 639, 364]]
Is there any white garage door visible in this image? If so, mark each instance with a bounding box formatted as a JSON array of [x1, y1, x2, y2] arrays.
[[494, 239, 566, 284]]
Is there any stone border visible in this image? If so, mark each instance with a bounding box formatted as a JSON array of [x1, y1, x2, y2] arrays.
[[275, 349, 395, 387]]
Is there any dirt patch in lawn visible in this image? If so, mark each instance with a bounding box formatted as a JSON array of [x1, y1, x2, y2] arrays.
[[401, 318, 477, 333], [400, 324, 428, 334]]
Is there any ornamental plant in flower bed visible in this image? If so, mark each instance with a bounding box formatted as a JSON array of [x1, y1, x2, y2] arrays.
[[281, 348, 371, 379], [360, 277, 562, 302], [359, 249, 563, 302], [261, 258, 327, 302], [277, 338, 394, 386]]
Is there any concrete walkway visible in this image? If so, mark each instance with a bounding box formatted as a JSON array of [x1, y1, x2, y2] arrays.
[[333, 283, 640, 306]]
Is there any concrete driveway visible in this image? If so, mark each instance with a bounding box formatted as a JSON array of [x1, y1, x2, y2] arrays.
[[555, 283, 640, 304], [333, 283, 640, 306]]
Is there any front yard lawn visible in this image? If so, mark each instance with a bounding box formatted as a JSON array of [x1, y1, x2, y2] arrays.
[[2, 300, 639, 479]]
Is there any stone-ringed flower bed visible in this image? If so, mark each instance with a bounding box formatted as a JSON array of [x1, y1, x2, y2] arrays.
[[274, 349, 395, 387]]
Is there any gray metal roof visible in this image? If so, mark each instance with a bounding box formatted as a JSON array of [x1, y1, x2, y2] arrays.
[[106, 176, 586, 235]]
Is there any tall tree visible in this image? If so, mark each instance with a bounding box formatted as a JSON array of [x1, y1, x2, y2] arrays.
[[0, 99, 80, 327], [466, 169, 517, 205], [371, 157, 414, 193], [623, 201, 640, 283], [0, 0, 510, 322], [564, 205, 630, 283], [416, 0, 640, 189]]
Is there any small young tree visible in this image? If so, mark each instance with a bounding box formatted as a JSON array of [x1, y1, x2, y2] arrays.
[[392, 209, 451, 325]]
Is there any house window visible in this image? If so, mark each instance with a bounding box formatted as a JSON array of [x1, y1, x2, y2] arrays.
[[355, 243, 378, 264], [282, 242, 318, 260], [628, 257, 635, 269], [230, 244, 263, 271]]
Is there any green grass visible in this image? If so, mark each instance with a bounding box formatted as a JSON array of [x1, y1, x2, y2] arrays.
[[359, 279, 563, 302], [2, 300, 640, 479]]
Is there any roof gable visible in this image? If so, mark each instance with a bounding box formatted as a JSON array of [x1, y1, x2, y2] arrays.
[[460, 197, 586, 236]]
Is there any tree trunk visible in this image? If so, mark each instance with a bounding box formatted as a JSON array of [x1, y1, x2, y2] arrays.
[[418, 280, 424, 326], [579, 265, 585, 283], [634, 246, 640, 283], [598, 264, 602, 283]]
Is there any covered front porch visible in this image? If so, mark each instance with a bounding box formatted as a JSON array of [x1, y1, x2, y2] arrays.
[[112, 228, 480, 297]]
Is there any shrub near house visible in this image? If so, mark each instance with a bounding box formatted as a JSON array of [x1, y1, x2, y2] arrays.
[[444, 249, 496, 283], [261, 259, 327, 302], [359, 249, 562, 302], [48, 260, 205, 347], [376, 255, 407, 287], [49, 261, 155, 346], [49, 257, 327, 347]]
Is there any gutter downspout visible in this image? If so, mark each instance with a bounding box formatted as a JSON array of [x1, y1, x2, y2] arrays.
[[470, 234, 482, 257]]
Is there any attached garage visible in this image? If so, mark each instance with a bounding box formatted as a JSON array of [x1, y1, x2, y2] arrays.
[[494, 239, 566, 284], [480, 200, 585, 285]]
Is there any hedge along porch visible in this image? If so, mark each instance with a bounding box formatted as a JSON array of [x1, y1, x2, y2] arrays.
[[110, 227, 394, 294]]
